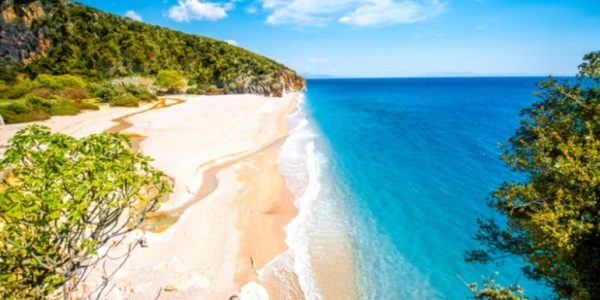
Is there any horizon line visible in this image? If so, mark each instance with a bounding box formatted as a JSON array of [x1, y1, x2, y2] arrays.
[[304, 74, 576, 80]]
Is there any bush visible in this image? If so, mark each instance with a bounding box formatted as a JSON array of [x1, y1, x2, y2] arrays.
[[0, 100, 51, 124], [124, 85, 157, 101], [89, 82, 118, 102], [0, 80, 33, 99], [0, 96, 96, 124], [58, 88, 91, 100], [25, 95, 52, 111], [109, 94, 139, 107], [77, 101, 100, 111], [30, 88, 54, 99], [138, 90, 157, 100], [48, 97, 80, 116], [32, 74, 87, 90], [0, 81, 8, 96], [155, 70, 186, 92], [0, 125, 170, 298], [0, 109, 50, 124], [6, 102, 32, 114]]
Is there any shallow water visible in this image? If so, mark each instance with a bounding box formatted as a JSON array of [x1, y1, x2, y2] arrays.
[[281, 78, 555, 299]]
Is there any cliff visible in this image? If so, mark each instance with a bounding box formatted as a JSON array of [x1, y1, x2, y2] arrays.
[[0, 0, 305, 96]]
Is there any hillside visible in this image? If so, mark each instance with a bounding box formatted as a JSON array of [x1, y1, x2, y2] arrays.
[[0, 0, 305, 96]]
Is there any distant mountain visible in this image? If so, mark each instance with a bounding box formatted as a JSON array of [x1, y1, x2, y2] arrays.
[[0, 0, 305, 96]]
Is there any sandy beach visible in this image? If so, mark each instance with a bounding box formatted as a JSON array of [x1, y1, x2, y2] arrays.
[[0, 93, 302, 299]]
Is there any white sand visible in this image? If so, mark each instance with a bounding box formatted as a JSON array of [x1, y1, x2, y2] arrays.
[[126, 94, 291, 210], [0, 103, 153, 149], [1, 93, 300, 299]]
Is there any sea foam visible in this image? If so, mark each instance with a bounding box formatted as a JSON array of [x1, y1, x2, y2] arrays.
[[277, 94, 322, 299]]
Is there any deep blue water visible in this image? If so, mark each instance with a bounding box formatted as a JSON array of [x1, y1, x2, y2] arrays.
[[304, 78, 553, 299]]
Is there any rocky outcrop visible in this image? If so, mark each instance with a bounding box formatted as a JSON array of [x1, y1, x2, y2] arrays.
[[1, 0, 46, 26], [227, 70, 306, 97], [0, 0, 51, 65]]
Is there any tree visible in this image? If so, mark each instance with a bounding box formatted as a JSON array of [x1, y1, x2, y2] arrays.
[[465, 52, 600, 298], [154, 70, 186, 93], [0, 125, 170, 298]]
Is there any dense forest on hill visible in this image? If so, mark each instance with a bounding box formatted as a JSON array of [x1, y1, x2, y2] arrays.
[[0, 0, 304, 96]]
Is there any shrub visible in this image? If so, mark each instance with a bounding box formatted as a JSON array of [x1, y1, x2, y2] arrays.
[[124, 85, 157, 101], [25, 95, 52, 112], [32, 74, 87, 91], [155, 70, 186, 92], [0, 125, 170, 298], [1, 80, 33, 99], [58, 88, 91, 100], [77, 101, 100, 111], [0, 101, 51, 124], [109, 94, 139, 107], [135, 89, 157, 101], [90, 82, 118, 102], [48, 98, 80, 116], [6, 101, 32, 114], [0, 80, 8, 96], [30, 88, 54, 99]]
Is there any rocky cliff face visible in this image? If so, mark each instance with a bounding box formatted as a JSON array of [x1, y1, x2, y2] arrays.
[[228, 70, 306, 97], [0, 0, 51, 65]]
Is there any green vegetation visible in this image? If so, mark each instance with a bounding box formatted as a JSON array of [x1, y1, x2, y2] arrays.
[[0, 94, 98, 124], [32, 74, 86, 90], [124, 84, 158, 101], [466, 52, 600, 299], [0, 125, 170, 298], [109, 94, 140, 107], [155, 70, 186, 93], [0, 0, 304, 123], [0, 0, 304, 97], [0, 74, 156, 124]]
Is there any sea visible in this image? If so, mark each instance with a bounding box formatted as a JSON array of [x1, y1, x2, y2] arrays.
[[276, 77, 555, 299]]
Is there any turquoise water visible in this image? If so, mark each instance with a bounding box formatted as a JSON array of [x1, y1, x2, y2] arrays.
[[301, 78, 553, 299]]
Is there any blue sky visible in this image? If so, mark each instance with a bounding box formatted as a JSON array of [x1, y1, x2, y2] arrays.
[[78, 0, 600, 77]]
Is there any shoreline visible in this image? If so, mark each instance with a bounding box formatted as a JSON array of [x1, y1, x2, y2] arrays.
[[102, 93, 303, 298], [3, 92, 301, 298], [0, 92, 355, 299]]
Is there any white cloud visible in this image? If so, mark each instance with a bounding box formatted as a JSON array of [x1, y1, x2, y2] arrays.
[[262, 0, 445, 27], [339, 0, 444, 26], [264, 0, 355, 26], [125, 10, 143, 21], [225, 39, 238, 45], [168, 0, 233, 22]]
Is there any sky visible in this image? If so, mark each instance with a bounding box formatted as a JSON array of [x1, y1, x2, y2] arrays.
[[77, 0, 600, 78]]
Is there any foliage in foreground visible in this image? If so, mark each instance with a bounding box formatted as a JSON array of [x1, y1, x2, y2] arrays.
[[466, 52, 600, 298], [0, 126, 170, 298]]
